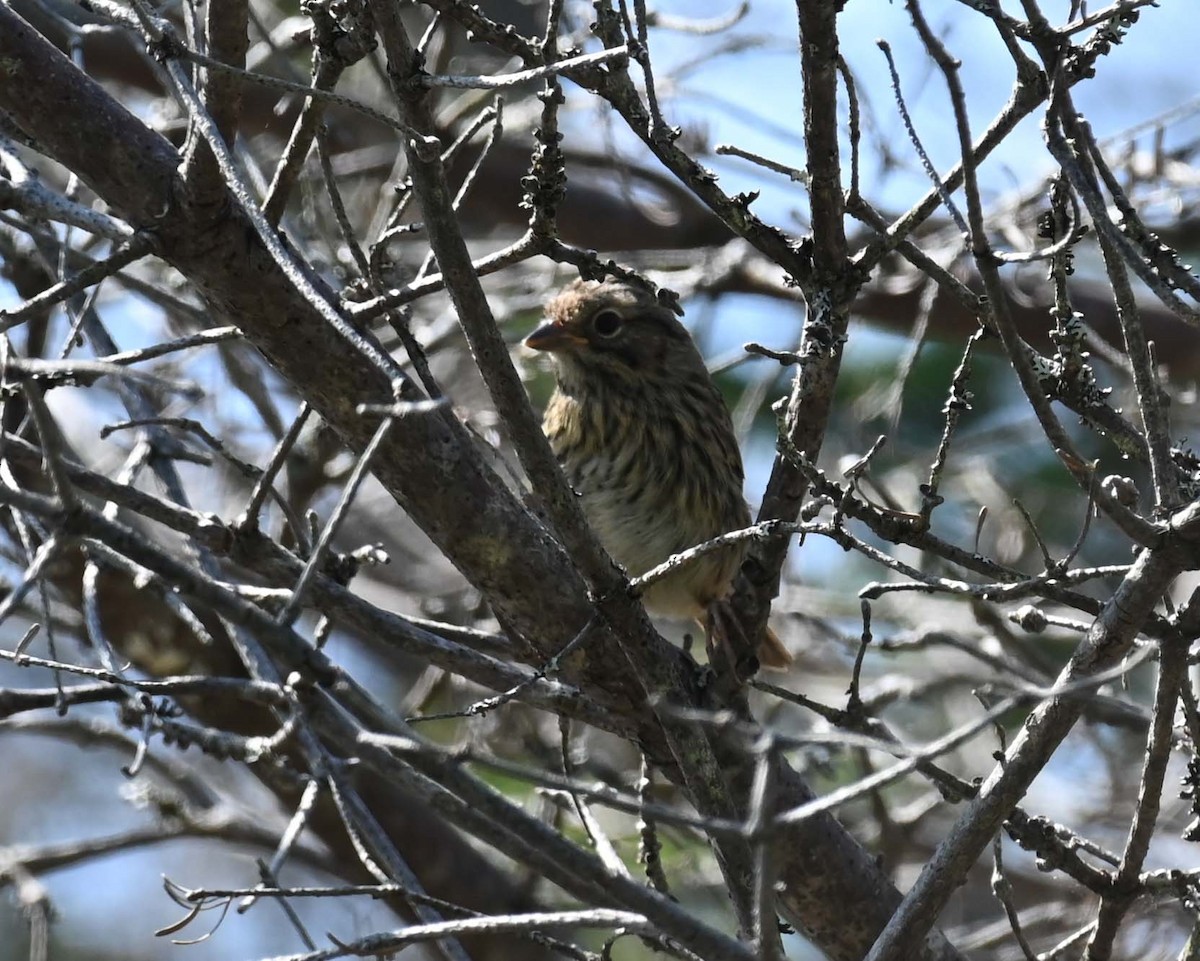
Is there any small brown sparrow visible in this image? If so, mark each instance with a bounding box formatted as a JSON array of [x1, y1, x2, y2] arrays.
[[525, 278, 792, 671]]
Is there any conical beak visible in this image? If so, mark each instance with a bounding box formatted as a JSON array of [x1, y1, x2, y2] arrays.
[[525, 321, 585, 352]]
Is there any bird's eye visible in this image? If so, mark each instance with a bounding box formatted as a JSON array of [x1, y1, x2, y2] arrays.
[[592, 310, 622, 337]]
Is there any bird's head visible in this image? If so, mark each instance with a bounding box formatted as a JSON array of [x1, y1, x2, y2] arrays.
[[524, 279, 699, 388]]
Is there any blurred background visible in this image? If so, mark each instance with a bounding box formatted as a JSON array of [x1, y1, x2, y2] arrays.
[[2, 0, 1200, 958]]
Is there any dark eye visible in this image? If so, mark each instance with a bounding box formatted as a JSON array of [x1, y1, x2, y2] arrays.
[[592, 310, 622, 337]]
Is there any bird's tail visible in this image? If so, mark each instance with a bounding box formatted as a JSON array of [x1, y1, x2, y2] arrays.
[[757, 624, 793, 672]]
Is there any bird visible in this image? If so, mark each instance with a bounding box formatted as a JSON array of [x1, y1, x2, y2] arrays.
[[524, 277, 793, 672]]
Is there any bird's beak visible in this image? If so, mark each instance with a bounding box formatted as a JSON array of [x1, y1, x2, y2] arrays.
[[525, 321, 585, 352]]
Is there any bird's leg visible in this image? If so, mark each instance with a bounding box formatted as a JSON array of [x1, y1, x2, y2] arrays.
[[703, 600, 759, 682]]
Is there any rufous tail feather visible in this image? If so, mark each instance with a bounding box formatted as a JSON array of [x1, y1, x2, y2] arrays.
[[757, 624, 792, 671]]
